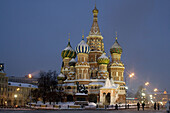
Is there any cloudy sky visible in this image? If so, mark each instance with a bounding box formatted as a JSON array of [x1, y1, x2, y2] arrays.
[[0, 0, 170, 92]]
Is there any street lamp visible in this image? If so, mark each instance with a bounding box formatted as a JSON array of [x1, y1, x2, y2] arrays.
[[129, 73, 134, 78], [125, 73, 135, 109], [14, 94, 17, 107], [145, 82, 149, 86], [154, 88, 158, 92], [28, 74, 32, 78]]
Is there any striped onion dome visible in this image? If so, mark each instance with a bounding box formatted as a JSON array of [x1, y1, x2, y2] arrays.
[[57, 73, 66, 80], [97, 53, 110, 64], [75, 35, 90, 54], [110, 38, 122, 54], [61, 39, 76, 59]]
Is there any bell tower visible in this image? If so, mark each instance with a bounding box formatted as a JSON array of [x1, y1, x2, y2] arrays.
[[86, 4, 104, 79]]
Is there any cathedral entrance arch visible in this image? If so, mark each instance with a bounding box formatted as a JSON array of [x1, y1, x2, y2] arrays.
[[105, 93, 110, 105]]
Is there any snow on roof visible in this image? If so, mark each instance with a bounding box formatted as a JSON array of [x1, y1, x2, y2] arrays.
[[98, 53, 108, 59], [8, 82, 37, 88], [69, 58, 76, 63], [58, 73, 65, 77], [111, 40, 122, 49], [63, 83, 75, 86], [75, 93, 88, 95], [64, 46, 74, 51], [100, 78, 119, 89], [89, 82, 104, 86]]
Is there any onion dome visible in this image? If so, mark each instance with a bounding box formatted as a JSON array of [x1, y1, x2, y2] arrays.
[[92, 4, 99, 14], [75, 35, 90, 54], [57, 73, 66, 81], [69, 58, 76, 66], [110, 33, 122, 54], [61, 38, 76, 59], [97, 53, 110, 64]]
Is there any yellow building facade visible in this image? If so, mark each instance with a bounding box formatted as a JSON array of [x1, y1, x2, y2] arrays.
[[0, 63, 37, 107]]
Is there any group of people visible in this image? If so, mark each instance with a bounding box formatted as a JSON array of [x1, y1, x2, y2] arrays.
[[137, 102, 145, 111], [153, 102, 160, 110], [137, 102, 160, 111]]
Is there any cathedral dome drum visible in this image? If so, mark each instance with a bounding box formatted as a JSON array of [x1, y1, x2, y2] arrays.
[[75, 36, 90, 54], [97, 53, 110, 64], [110, 39, 122, 54], [61, 40, 76, 59], [69, 58, 76, 66]]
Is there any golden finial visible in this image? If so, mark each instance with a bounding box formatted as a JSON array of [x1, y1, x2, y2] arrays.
[[68, 33, 70, 42], [115, 31, 118, 40], [82, 30, 84, 40]]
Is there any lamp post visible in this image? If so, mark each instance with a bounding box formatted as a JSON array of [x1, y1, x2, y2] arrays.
[[14, 94, 17, 107], [125, 73, 134, 109], [28, 74, 32, 108]]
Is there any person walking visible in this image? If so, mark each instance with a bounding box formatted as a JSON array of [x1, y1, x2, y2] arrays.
[[154, 102, 157, 110], [157, 103, 160, 110], [142, 102, 145, 111], [115, 104, 118, 110], [137, 102, 140, 111], [165, 101, 170, 113]]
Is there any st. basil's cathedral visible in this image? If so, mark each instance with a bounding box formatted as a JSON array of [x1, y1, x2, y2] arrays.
[[57, 5, 126, 105]]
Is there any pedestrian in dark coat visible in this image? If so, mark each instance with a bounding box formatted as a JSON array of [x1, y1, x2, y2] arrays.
[[142, 102, 145, 111], [157, 103, 160, 110], [154, 102, 157, 110], [137, 102, 140, 111], [128, 104, 130, 109], [115, 104, 118, 110]]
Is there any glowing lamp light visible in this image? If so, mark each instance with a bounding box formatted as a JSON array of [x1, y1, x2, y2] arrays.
[[14, 94, 17, 98], [129, 73, 134, 78], [145, 82, 149, 86], [154, 88, 158, 92], [28, 74, 32, 78], [141, 93, 146, 96], [17, 88, 20, 91]]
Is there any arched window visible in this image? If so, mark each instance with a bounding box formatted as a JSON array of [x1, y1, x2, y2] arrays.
[[67, 86, 71, 89]]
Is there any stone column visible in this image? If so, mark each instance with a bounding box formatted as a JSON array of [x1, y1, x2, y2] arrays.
[[110, 90, 114, 105]]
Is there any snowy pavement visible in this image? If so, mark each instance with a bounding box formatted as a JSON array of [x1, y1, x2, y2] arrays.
[[0, 109, 166, 113]]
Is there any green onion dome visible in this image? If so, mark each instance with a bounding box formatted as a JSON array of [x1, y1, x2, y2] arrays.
[[69, 58, 76, 66], [57, 73, 66, 81], [75, 35, 90, 54], [97, 53, 110, 64], [110, 38, 122, 54], [61, 39, 76, 59]]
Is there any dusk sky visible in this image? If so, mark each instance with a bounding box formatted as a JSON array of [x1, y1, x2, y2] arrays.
[[0, 0, 170, 92]]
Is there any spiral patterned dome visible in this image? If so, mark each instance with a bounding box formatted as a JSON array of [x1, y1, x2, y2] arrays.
[[97, 53, 110, 64], [61, 40, 76, 59], [57, 73, 66, 81], [110, 39, 122, 54], [75, 36, 90, 54]]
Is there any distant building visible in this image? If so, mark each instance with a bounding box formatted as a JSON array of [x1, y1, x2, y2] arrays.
[[7, 82, 37, 106], [0, 63, 37, 107], [8, 76, 38, 85], [149, 91, 170, 105], [0, 63, 8, 106]]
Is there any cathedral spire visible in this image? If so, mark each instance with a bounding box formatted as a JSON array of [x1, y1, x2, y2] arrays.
[[67, 33, 71, 47], [115, 32, 118, 40], [89, 4, 101, 36], [82, 30, 84, 40]]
